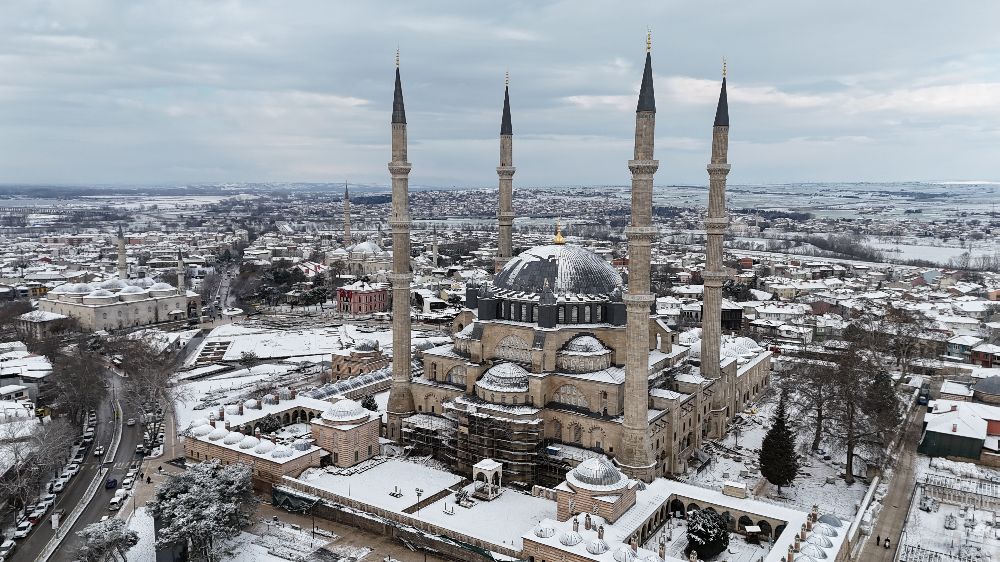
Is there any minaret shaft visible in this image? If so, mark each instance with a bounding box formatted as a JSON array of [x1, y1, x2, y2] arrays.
[[117, 227, 127, 279], [618, 52, 658, 482], [496, 85, 515, 272], [386, 66, 415, 441], [343, 186, 351, 242], [702, 79, 731, 383]]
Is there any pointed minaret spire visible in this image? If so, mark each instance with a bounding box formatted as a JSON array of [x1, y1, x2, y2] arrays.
[[495, 70, 516, 272], [386, 52, 415, 440], [618, 34, 659, 483], [392, 49, 406, 125], [714, 59, 729, 127]]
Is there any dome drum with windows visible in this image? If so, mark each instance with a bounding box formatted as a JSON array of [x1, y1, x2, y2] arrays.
[[468, 243, 627, 328]]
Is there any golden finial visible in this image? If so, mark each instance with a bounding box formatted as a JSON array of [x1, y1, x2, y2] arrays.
[[646, 28, 652, 53], [395, 47, 400, 68], [553, 220, 566, 245], [505, 68, 509, 87], [722, 57, 727, 78]]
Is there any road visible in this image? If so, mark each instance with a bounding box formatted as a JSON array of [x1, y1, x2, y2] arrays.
[[859, 407, 926, 562]]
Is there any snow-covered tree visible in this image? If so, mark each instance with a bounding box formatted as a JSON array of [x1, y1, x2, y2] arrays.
[[361, 394, 378, 412], [147, 459, 257, 562], [759, 389, 799, 492], [76, 518, 139, 561], [685, 509, 729, 559]]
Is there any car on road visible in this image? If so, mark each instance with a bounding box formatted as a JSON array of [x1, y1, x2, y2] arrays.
[[38, 494, 56, 510], [126, 418, 136, 426], [73, 452, 85, 464], [126, 467, 138, 479], [0, 539, 15, 560], [51, 479, 66, 493], [13, 521, 32, 539], [105, 478, 117, 489], [67, 462, 80, 476], [135, 444, 145, 455], [121, 476, 134, 489], [27, 507, 47, 524], [83, 428, 94, 438], [93, 445, 105, 457]]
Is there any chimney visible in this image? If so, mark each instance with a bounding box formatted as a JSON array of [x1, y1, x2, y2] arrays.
[[254, 427, 261, 436], [598, 525, 604, 540], [952, 404, 958, 412], [572, 518, 579, 532], [811, 504, 819, 521], [584, 513, 592, 530], [952, 423, 958, 432], [238, 402, 244, 415], [224, 421, 231, 430], [630, 536, 638, 551], [218, 407, 225, 421], [788, 544, 795, 560], [658, 541, 666, 559], [290, 387, 297, 399], [806, 518, 813, 531], [800, 524, 807, 539], [794, 535, 801, 552], [689, 550, 698, 562]]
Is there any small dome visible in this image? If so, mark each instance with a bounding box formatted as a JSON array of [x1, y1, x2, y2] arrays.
[[586, 539, 610, 554], [223, 431, 244, 445], [254, 440, 276, 454], [794, 556, 820, 562], [191, 424, 214, 437], [262, 394, 277, 404], [119, 285, 146, 294], [350, 241, 383, 256], [49, 284, 68, 294], [191, 418, 210, 428], [567, 456, 626, 491], [811, 523, 838, 537], [558, 531, 582, 546], [355, 339, 378, 352], [243, 399, 259, 409], [477, 362, 529, 392], [99, 278, 129, 290], [291, 439, 311, 451], [87, 289, 115, 297], [806, 534, 833, 548], [563, 336, 608, 354], [68, 283, 94, 294], [321, 399, 368, 422], [207, 427, 229, 441], [149, 282, 175, 291], [278, 388, 292, 400], [129, 277, 155, 289], [271, 445, 293, 459], [817, 514, 842, 528], [238, 435, 260, 450], [798, 544, 828, 559], [225, 405, 241, 415], [613, 546, 638, 562], [533, 526, 556, 538]]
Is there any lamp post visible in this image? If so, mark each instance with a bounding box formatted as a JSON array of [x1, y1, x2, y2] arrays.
[[415, 488, 424, 517]]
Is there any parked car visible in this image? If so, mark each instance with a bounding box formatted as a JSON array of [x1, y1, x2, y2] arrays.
[[135, 444, 145, 455], [67, 463, 81, 476], [125, 468, 138, 479], [27, 507, 47, 525], [73, 452, 85, 464], [13, 521, 32, 539], [126, 418, 136, 426], [121, 476, 134, 490], [51, 479, 66, 493], [0, 539, 15, 560], [105, 478, 117, 489], [38, 494, 56, 510]]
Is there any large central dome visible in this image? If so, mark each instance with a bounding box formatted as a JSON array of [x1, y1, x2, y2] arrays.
[[494, 244, 622, 296]]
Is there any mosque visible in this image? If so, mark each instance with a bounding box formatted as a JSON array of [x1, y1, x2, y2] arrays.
[[384, 42, 773, 486]]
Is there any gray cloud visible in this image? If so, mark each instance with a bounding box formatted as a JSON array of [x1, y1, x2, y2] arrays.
[[0, 0, 998, 187]]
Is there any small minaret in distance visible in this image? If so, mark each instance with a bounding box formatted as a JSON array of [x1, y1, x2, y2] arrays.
[[618, 32, 658, 482], [117, 225, 127, 279], [386, 50, 416, 440], [343, 183, 352, 243], [495, 70, 516, 273], [432, 225, 439, 268], [701, 61, 731, 387], [176, 250, 185, 293]]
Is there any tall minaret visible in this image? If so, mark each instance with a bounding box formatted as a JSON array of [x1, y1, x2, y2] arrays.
[[343, 183, 352, 243], [432, 226, 439, 268], [116, 225, 127, 279], [386, 51, 415, 440], [494, 71, 515, 273], [176, 250, 185, 293], [618, 34, 658, 482], [701, 64, 731, 386]]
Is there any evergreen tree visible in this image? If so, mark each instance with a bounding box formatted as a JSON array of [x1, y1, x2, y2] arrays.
[[759, 390, 799, 493], [685, 509, 730, 558], [361, 394, 378, 412]]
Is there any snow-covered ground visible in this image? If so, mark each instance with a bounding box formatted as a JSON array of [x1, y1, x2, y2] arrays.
[[420, 483, 556, 550], [174, 367, 291, 429], [295, 457, 464, 514]]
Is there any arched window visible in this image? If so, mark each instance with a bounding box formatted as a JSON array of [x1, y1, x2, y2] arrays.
[[446, 366, 466, 387], [495, 335, 531, 363], [596, 305, 603, 322], [570, 306, 578, 323], [552, 384, 589, 410], [558, 306, 565, 323], [584, 306, 591, 322], [571, 424, 583, 443], [520, 303, 527, 321], [531, 305, 538, 321]]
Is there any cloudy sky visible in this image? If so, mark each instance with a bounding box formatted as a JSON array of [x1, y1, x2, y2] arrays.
[[2, 1, 999, 188]]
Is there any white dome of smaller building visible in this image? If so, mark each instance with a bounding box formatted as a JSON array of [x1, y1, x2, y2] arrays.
[[811, 523, 838, 537], [586, 539, 610, 554], [238, 435, 260, 449], [191, 418, 210, 428], [321, 399, 368, 422], [532, 525, 556, 538], [254, 440, 276, 454], [563, 336, 608, 354], [129, 277, 156, 289], [223, 431, 244, 445], [225, 405, 241, 415], [192, 424, 214, 437], [271, 445, 293, 459], [119, 285, 146, 294], [805, 534, 833, 548], [243, 399, 259, 409], [567, 456, 627, 491], [207, 427, 229, 441], [99, 279, 130, 290], [291, 439, 311, 451], [149, 282, 174, 291], [798, 544, 828, 559], [613, 546, 638, 562], [558, 530, 582, 546], [68, 283, 94, 294]]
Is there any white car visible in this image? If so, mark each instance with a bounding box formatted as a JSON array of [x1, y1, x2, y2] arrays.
[[121, 476, 134, 490], [93, 445, 105, 457], [51, 480, 66, 493], [38, 494, 56, 510], [126, 418, 136, 426], [13, 521, 32, 539], [0, 539, 15, 559], [67, 463, 81, 476]]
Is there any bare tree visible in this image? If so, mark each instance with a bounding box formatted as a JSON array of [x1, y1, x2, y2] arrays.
[[781, 361, 836, 452], [107, 337, 185, 427], [50, 349, 108, 425], [0, 417, 75, 522], [884, 306, 932, 381]]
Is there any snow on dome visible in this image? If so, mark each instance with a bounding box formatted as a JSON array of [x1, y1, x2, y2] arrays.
[[191, 418, 210, 428], [817, 514, 842, 527], [262, 394, 277, 405], [119, 285, 146, 294], [798, 544, 828, 559], [563, 335, 608, 354], [129, 277, 155, 289], [811, 522, 838, 537], [49, 284, 68, 294], [476, 362, 529, 392], [456, 323, 475, 338], [794, 555, 819, 562], [291, 439, 311, 451], [86, 289, 115, 297], [223, 431, 244, 445], [558, 530, 583, 546], [278, 388, 292, 400], [253, 440, 276, 454], [533, 525, 556, 538], [225, 405, 241, 415], [271, 445, 293, 459], [567, 456, 626, 491], [149, 282, 175, 291], [68, 283, 94, 294], [99, 278, 129, 290], [805, 534, 833, 548], [613, 546, 638, 562], [493, 244, 623, 296], [586, 539, 610, 554], [207, 427, 229, 441], [243, 399, 259, 409], [238, 435, 260, 449], [191, 424, 214, 437], [321, 399, 368, 422]]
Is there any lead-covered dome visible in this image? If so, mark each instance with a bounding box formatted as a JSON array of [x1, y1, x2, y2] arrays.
[[493, 244, 622, 296], [567, 456, 627, 491], [321, 399, 369, 423], [476, 362, 529, 392]]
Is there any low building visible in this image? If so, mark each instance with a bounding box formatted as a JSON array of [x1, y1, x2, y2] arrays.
[[37, 279, 200, 332], [330, 341, 390, 380], [919, 399, 1000, 466], [336, 280, 389, 315], [309, 399, 380, 467]]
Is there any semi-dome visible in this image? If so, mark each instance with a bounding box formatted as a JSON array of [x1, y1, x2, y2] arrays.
[[563, 335, 608, 354], [558, 530, 583, 546], [567, 456, 627, 491], [493, 244, 622, 296], [321, 399, 368, 422], [253, 440, 276, 454], [586, 539, 610, 554], [476, 363, 529, 392]]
